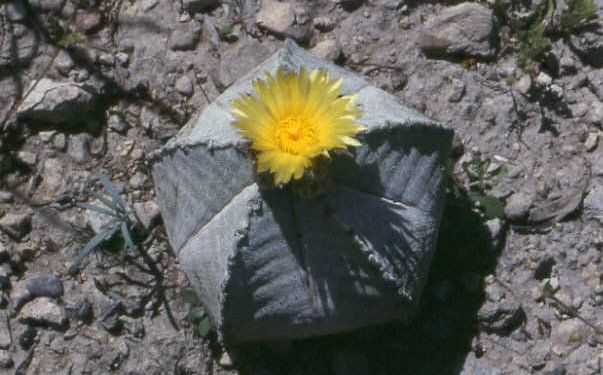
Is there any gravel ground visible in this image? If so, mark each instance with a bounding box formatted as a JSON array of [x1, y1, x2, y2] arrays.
[[0, 0, 602, 374]]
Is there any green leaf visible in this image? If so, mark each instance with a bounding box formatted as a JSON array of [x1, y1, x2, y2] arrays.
[[187, 307, 206, 322], [196, 316, 212, 337], [470, 193, 505, 220], [518, 22, 551, 68], [561, 0, 598, 32]]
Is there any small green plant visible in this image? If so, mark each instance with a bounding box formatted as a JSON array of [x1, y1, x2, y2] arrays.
[[69, 174, 138, 273], [560, 0, 599, 32], [516, 0, 599, 68], [458, 155, 507, 220], [57, 31, 86, 48], [517, 0, 555, 68], [518, 22, 552, 68], [182, 288, 213, 337]]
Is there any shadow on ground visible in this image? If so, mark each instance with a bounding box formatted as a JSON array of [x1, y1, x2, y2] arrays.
[[232, 186, 500, 375]]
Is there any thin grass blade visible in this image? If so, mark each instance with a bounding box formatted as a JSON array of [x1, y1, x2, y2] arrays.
[[87, 190, 119, 211], [70, 224, 119, 272], [120, 221, 136, 250], [99, 174, 127, 213], [78, 203, 120, 219]]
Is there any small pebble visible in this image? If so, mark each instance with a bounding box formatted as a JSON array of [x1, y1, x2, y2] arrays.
[[219, 352, 233, 368], [175, 75, 194, 97], [585, 132, 599, 152], [0, 350, 13, 369]]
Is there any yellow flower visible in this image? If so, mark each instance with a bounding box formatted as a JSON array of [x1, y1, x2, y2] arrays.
[[231, 68, 365, 185]]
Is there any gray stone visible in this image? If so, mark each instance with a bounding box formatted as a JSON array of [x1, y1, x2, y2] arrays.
[[67, 133, 91, 163], [588, 101, 603, 126], [64, 299, 93, 322], [17, 78, 99, 125], [133, 200, 161, 230], [19, 297, 67, 328], [418, 2, 497, 59], [528, 342, 551, 370], [129, 172, 148, 190], [256, 0, 312, 42], [98, 53, 115, 66], [477, 297, 523, 334], [108, 114, 129, 134], [75, 9, 103, 33], [0, 191, 13, 203], [26, 274, 64, 299], [0, 211, 32, 240], [54, 50, 76, 74], [560, 55, 577, 75], [5, 0, 27, 22], [504, 192, 533, 221], [53, 133, 67, 150], [587, 70, 603, 101], [98, 300, 123, 332], [168, 22, 201, 51], [256, 0, 295, 35], [585, 132, 599, 152], [210, 39, 271, 92], [584, 184, 603, 222], [514, 74, 532, 95], [311, 38, 342, 62], [0, 312, 11, 349], [141, 0, 158, 12], [152, 40, 454, 344], [447, 78, 466, 103], [313, 16, 336, 32], [0, 350, 13, 369], [11, 281, 32, 309], [461, 357, 504, 375], [218, 352, 233, 368], [38, 130, 57, 143], [17, 151, 37, 166], [551, 319, 589, 356], [116, 52, 129, 66], [535, 72, 553, 88], [486, 218, 504, 250], [175, 75, 194, 97]]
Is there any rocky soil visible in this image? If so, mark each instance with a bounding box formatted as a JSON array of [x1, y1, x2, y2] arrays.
[[0, 0, 602, 374]]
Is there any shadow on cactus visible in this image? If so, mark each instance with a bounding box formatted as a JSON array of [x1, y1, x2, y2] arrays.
[[69, 174, 140, 274]]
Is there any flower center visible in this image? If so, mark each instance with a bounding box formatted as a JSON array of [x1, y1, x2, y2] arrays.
[[275, 114, 317, 155]]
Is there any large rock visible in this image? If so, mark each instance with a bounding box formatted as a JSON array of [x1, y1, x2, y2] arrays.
[[17, 78, 99, 125], [418, 2, 498, 59], [18, 297, 67, 328], [152, 40, 454, 344]]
